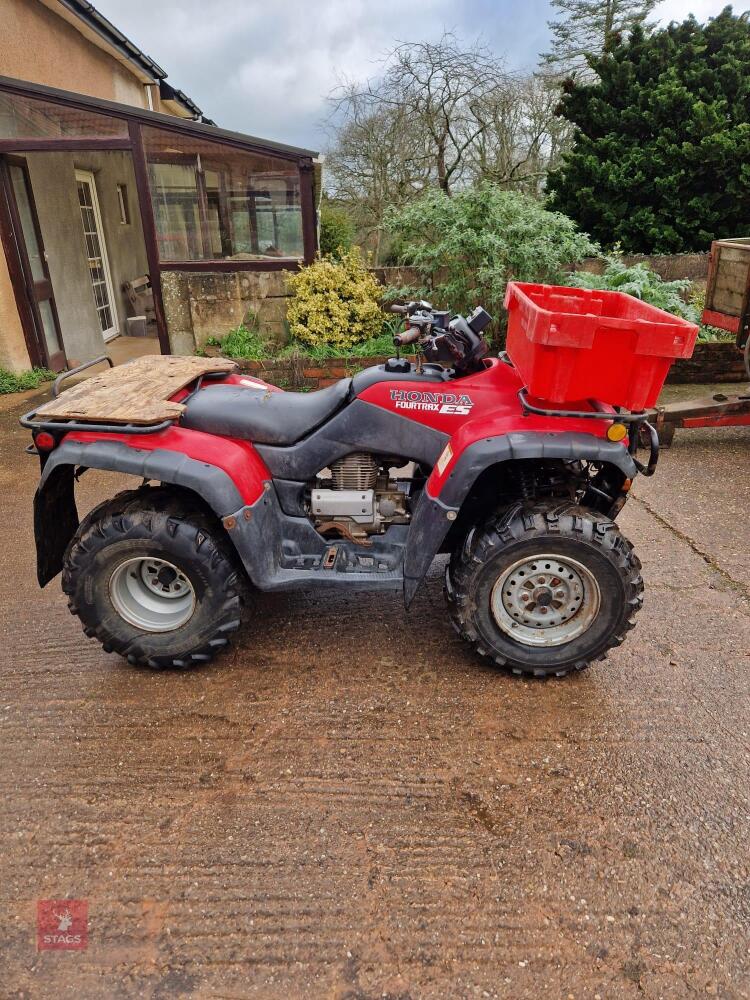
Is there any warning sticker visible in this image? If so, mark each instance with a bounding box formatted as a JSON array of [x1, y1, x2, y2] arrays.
[[436, 443, 453, 476]]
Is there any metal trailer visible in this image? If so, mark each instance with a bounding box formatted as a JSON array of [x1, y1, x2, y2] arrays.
[[646, 237, 750, 445]]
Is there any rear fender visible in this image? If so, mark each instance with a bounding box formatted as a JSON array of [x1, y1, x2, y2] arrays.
[[34, 428, 270, 586], [403, 431, 638, 605]]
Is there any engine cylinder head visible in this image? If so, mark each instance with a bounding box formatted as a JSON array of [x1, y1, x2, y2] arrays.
[[330, 452, 379, 490]]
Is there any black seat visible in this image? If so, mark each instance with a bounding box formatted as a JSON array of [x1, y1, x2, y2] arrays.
[[181, 379, 352, 445]]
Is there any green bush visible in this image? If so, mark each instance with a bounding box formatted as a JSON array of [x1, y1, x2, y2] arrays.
[[0, 366, 55, 395], [547, 11, 750, 253], [566, 257, 733, 342], [287, 247, 383, 350], [279, 328, 396, 361], [567, 257, 696, 320], [385, 184, 598, 335], [319, 201, 354, 259]]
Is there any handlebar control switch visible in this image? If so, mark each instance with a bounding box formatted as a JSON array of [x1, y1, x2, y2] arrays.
[[468, 306, 492, 334]]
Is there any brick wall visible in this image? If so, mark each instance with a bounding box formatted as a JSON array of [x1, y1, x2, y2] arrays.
[[235, 356, 398, 390], [232, 342, 745, 390], [667, 342, 746, 384]]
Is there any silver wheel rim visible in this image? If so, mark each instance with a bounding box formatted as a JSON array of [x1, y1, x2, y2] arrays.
[[109, 557, 196, 633], [490, 553, 601, 648]]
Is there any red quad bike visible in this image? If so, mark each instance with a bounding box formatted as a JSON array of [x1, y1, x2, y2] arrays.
[[22, 283, 698, 678]]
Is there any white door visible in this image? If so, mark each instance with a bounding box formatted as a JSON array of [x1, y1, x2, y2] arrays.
[[75, 170, 119, 342]]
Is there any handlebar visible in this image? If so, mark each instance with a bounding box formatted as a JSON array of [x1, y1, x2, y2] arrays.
[[388, 300, 433, 317], [393, 326, 422, 347]]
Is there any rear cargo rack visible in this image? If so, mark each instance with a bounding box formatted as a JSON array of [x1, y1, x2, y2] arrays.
[[19, 411, 175, 436]]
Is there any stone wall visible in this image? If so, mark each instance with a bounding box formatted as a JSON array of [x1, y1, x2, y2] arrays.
[[161, 269, 292, 355], [568, 252, 709, 283], [162, 253, 711, 357], [667, 342, 746, 384], [373, 253, 710, 290], [232, 355, 396, 391]]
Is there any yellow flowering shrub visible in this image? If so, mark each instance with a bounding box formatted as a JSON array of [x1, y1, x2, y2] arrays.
[[287, 247, 383, 350]]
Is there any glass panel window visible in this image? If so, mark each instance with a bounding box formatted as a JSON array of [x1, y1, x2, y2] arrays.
[[0, 90, 128, 140], [38, 299, 61, 355], [8, 164, 45, 282], [143, 127, 304, 262]]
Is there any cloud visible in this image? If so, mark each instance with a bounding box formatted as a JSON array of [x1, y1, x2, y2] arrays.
[[95, 0, 734, 149]]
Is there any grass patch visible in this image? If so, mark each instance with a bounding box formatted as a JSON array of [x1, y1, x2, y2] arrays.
[[278, 330, 396, 360], [218, 324, 268, 360], [212, 323, 398, 362], [0, 366, 55, 395]]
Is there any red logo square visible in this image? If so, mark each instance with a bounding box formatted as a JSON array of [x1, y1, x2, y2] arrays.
[[37, 899, 88, 951]]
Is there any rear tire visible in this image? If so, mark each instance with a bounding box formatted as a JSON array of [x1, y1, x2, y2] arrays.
[[62, 489, 245, 669], [445, 501, 643, 678]]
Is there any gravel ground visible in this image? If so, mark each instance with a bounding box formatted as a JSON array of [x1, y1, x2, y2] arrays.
[[0, 387, 748, 999]]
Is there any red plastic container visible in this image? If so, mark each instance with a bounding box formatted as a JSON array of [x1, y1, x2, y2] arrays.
[[504, 281, 699, 410]]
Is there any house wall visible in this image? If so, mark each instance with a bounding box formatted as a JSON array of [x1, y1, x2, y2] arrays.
[[1, 0, 149, 109], [25, 152, 102, 364], [73, 151, 149, 331], [0, 252, 29, 370], [24, 150, 148, 366]]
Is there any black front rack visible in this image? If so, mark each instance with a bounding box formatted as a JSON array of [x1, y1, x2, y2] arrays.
[[517, 387, 660, 477]]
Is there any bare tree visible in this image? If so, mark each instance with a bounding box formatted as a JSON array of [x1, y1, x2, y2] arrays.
[[329, 34, 511, 198], [468, 75, 573, 194], [325, 86, 430, 262], [324, 34, 575, 259]]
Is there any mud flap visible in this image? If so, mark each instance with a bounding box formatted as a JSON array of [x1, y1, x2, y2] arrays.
[[34, 464, 79, 587]]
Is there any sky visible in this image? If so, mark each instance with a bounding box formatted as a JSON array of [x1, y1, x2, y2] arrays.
[[95, 0, 736, 152]]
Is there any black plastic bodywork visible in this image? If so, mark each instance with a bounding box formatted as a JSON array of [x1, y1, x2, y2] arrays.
[[32, 401, 637, 604], [34, 464, 79, 587], [225, 486, 408, 591], [402, 431, 638, 605], [254, 398, 449, 480], [34, 439, 246, 586]]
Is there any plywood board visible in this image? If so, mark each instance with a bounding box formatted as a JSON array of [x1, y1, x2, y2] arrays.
[[35, 355, 238, 426]]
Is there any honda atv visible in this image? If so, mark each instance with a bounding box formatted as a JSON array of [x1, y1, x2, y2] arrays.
[[23, 282, 696, 678]]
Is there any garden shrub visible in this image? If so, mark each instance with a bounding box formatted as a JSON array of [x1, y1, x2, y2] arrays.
[[319, 201, 354, 259], [567, 257, 696, 320], [287, 247, 383, 350], [385, 183, 598, 335], [566, 256, 732, 342], [218, 323, 268, 359]]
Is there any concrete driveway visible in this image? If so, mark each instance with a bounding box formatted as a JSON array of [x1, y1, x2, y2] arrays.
[[1, 386, 748, 999]]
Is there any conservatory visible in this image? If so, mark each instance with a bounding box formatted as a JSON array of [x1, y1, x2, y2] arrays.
[[0, 75, 318, 370]]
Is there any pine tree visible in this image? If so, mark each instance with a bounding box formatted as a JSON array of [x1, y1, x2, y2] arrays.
[[546, 9, 750, 253], [543, 0, 659, 78]]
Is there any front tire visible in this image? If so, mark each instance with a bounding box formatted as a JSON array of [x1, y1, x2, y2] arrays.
[[62, 489, 245, 668], [445, 502, 643, 678]]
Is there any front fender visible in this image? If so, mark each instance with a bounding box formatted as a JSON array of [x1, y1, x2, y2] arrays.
[[34, 429, 269, 586], [403, 431, 638, 606]]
